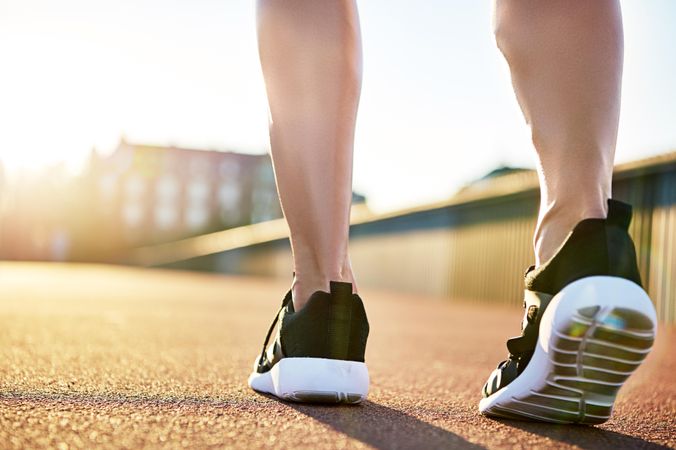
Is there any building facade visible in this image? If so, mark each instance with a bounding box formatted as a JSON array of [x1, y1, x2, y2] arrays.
[[83, 140, 283, 251]]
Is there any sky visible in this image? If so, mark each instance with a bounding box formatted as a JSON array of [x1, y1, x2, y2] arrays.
[[0, 0, 675, 212]]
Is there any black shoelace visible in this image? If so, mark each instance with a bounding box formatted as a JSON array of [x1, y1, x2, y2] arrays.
[[502, 302, 538, 365], [257, 291, 293, 367]]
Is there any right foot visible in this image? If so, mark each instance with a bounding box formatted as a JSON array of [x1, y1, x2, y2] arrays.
[[479, 199, 657, 424], [248, 281, 370, 404]]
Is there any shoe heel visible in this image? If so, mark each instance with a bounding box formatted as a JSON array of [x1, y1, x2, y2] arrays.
[[479, 276, 657, 423], [541, 276, 657, 424], [271, 357, 369, 404]]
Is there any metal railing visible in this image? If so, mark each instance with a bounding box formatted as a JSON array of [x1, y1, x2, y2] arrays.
[[130, 151, 676, 323]]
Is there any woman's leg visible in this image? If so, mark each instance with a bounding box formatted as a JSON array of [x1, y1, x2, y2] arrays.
[[494, 0, 624, 265], [256, 0, 362, 309]]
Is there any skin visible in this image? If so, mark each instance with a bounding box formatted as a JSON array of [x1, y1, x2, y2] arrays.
[[494, 0, 623, 265], [256, 0, 361, 309], [256, 0, 623, 309]]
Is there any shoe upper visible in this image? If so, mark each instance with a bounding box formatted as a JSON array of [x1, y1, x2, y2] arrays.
[[525, 199, 642, 295], [256, 281, 369, 374], [482, 199, 643, 398]]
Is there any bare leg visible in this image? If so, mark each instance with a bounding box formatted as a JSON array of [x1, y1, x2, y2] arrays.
[[257, 0, 361, 309], [494, 0, 624, 265]]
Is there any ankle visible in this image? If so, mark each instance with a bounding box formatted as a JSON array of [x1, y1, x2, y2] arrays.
[[534, 200, 608, 266], [291, 270, 357, 310]]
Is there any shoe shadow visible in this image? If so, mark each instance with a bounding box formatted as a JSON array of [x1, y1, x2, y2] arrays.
[[493, 418, 671, 450], [287, 400, 486, 450], [8, 390, 482, 448]]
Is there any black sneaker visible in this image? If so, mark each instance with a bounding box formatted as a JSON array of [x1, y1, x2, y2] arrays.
[[248, 280, 370, 403], [479, 199, 657, 424]]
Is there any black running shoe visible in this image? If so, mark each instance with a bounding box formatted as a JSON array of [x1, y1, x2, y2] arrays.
[[248, 281, 370, 403], [479, 199, 657, 424]]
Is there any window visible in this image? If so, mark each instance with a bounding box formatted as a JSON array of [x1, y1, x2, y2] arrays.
[[98, 174, 117, 200], [185, 205, 209, 230], [187, 179, 210, 204], [218, 182, 240, 209], [156, 175, 179, 202], [124, 174, 145, 200], [154, 204, 178, 230], [123, 202, 143, 227]]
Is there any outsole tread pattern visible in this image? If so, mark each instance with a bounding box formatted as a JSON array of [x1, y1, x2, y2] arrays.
[[484, 304, 655, 424]]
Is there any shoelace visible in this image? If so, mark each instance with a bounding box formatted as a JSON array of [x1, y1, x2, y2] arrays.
[[257, 291, 293, 367], [501, 302, 535, 365], [508, 266, 539, 362]]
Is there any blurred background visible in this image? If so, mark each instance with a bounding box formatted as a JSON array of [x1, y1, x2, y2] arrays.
[[0, 0, 674, 320]]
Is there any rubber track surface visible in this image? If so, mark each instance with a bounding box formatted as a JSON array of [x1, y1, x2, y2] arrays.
[[0, 263, 673, 449]]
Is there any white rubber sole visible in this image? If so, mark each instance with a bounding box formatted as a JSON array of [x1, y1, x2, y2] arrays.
[[248, 357, 369, 404], [479, 276, 657, 424]]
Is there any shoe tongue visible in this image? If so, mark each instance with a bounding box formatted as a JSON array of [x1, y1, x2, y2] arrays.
[[607, 199, 632, 230], [506, 336, 531, 355]]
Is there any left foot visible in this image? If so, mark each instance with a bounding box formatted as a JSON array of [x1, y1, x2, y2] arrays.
[[479, 199, 657, 424], [248, 281, 370, 403]]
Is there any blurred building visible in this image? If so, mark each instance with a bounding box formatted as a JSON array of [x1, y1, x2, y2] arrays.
[[0, 164, 75, 262], [0, 139, 369, 263], [85, 139, 283, 248]]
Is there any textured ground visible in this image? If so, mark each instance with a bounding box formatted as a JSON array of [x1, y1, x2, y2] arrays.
[[0, 262, 674, 449]]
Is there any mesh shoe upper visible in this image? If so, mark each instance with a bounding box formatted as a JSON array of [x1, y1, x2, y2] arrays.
[[256, 281, 369, 374]]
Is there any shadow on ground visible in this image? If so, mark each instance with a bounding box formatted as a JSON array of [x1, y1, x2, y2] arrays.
[[290, 399, 671, 450], [3, 391, 671, 449], [494, 418, 671, 450], [290, 400, 485, 450]]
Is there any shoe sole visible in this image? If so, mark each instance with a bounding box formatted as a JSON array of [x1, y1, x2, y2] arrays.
[[248, 357, 369, 404], [479, 276, 657, 424]]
